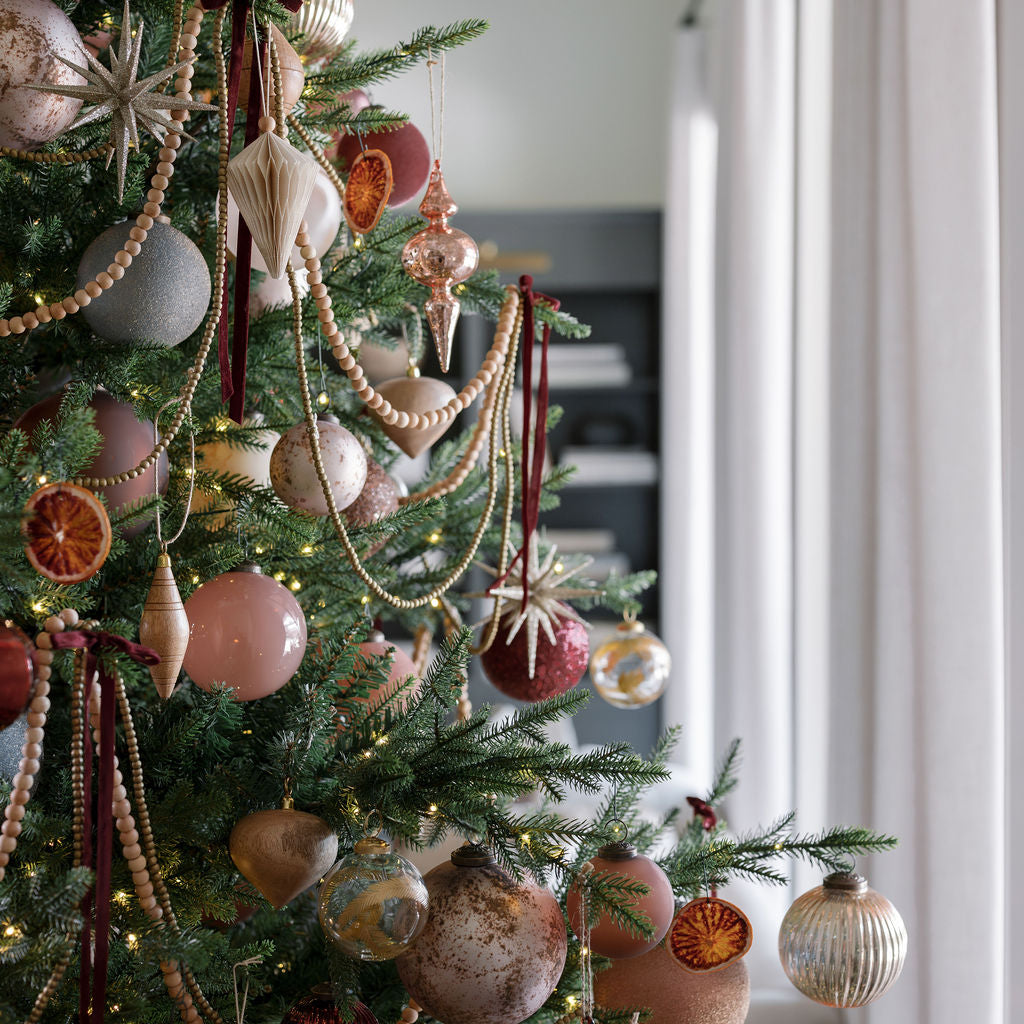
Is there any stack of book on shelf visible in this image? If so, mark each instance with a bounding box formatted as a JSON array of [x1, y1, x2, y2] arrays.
[[542, 342, 632, 388], [558, 446, 659, 487], [543, 528, 631, 582]]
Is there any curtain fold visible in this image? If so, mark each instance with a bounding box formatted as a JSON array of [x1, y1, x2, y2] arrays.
[[665, 0, 1009, 1018]]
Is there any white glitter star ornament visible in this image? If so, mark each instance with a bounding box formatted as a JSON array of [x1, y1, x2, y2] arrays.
[[29, 1, 215, 203], [480, 538, 595, 679]]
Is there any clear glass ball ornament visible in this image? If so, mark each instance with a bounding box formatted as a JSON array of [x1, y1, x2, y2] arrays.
[[319, 835, 429, 961], [590, 619, 671, 708], [778, 872, 908, 1008]]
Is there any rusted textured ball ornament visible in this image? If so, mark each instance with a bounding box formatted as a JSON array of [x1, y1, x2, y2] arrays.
[[183, 563, 307, 700], [395, 846, 567, 1024], [0, 0, 86, 150], [595, 941, 751, 1024], [14, 388, 168, 538], [481, 618, 589, 703], [567, 842, 675, 959], [271, 417, 367, 516], [77, 221, 211, 348], [0, 623, 33, 729]]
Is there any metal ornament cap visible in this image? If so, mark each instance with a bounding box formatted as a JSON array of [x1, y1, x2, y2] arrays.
[[597, 840, 638, 861], [450, 841, 495, 867], [822, 871, 869, 894]]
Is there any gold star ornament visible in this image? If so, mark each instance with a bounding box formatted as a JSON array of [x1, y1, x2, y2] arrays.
[[479, 538, 595, 678], [29, 1, 215, 203]]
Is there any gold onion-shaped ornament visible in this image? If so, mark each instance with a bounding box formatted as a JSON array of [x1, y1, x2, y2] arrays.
[[401, 165, 479, 373], [139, 551, 189, 699], [230, 804, 339, 909], [226, 129, 319, 280]]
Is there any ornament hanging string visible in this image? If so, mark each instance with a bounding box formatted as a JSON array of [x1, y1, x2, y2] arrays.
[[490, 276, 559, 609], [232, 956, 263, 1024], [687, 796, 718, 897], [426, 46, 446, 167], [49, 630, 160, 1024], [153, 400, 195, 550]]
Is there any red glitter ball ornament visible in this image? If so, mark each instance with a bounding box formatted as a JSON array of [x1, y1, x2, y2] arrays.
[[481, 616, 588, 702], [0, 622, 33, 729]]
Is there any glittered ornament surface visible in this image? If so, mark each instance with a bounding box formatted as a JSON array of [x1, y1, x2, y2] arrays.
[[77, 221, 211, 347], [481, 616, 589, 702], [344, 459, 399, 530], [595, 941, 750, 1024], [282, 984, 377, 1024], [0, 714, 29, 783], [0, 0, 86, 150], [396, 852, 567, 1024]]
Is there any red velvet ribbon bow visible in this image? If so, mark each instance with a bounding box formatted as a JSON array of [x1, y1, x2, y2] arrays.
[[201, 0, 304, 422], [50, 630, 159, 1024], [490, 276, 560, 608], [686, 796, 718, 831]]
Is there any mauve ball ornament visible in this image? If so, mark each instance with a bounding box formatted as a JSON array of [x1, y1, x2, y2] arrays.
[[271, 415, 368, 516], [0, 0, 86, 150], [778, 871, 908, 1008], [595, 941, 750, 1024], [335, 115, 431, 208], [14, 387, 168, 538], [76, 221, 211, 347], [395, 844, 567, 1024], [183, 562, 307, 700], [567, 841, 676, 959]]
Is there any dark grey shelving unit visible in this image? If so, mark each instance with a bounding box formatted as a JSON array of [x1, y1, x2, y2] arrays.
[[453, 211, 663, 756]]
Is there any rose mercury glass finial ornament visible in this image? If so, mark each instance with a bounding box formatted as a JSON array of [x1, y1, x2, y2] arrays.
[[401, 163, 479, 373]]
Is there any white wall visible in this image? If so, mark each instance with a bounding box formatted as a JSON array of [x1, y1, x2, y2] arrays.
[[348, 0, 681, 211]]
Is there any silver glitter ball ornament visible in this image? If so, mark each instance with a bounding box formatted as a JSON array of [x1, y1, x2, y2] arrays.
[[76, 221, 211, 347]]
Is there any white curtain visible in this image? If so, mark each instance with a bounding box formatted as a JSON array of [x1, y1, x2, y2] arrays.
[[663, 1, 1011, 1021]]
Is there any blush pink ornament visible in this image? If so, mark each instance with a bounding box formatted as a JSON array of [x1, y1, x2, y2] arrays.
[[567, 841, 676, 959], [396, 844, 567, 1024], [183, 562, 307, 700], [336, 631, 419, 726], [0, 0, 86, 150]]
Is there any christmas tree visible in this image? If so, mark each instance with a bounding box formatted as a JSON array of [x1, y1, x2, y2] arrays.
[[0, 3, 901, 1023]]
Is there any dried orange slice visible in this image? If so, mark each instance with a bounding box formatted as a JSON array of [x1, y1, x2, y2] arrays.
[[23, 482, 112, 584], [668, 897, 752, 973], [344, 148, 393, 234]]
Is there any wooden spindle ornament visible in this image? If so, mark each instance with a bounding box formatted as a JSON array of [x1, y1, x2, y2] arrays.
[[139, 552, 189, 699]]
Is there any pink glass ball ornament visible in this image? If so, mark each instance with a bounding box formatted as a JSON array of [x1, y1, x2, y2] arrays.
[[590, 617, 672, 709], [778, 871, 908, 1008], [401, 164, 479, 374], [270, 415, 368, 516], [182, 562, 307, 700]]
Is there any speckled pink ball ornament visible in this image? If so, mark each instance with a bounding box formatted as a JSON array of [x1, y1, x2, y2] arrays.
[[270, 414, 368, 516], [183, 562, 307, 700], [344, 458, 399, 527], [396, 844, 567, 1024], [0, 0, 86, 150]]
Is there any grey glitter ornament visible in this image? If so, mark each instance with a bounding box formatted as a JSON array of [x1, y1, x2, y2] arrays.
[[77, 221, 211, 347], [0, 714, 33, 789]]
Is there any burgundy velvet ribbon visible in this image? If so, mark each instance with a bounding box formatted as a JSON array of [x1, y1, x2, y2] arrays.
[[51, 631, 159, 1024], [686, 796, 718, 831], [203, 0, 304, 421], [491, 276, 559, 608]]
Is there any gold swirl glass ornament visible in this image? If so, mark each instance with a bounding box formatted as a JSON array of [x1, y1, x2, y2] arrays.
[[319, 834, 429, 960], [778, 872, 908, 1007], [288, 0, 355, 62], [590, 616, 671, 708]]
